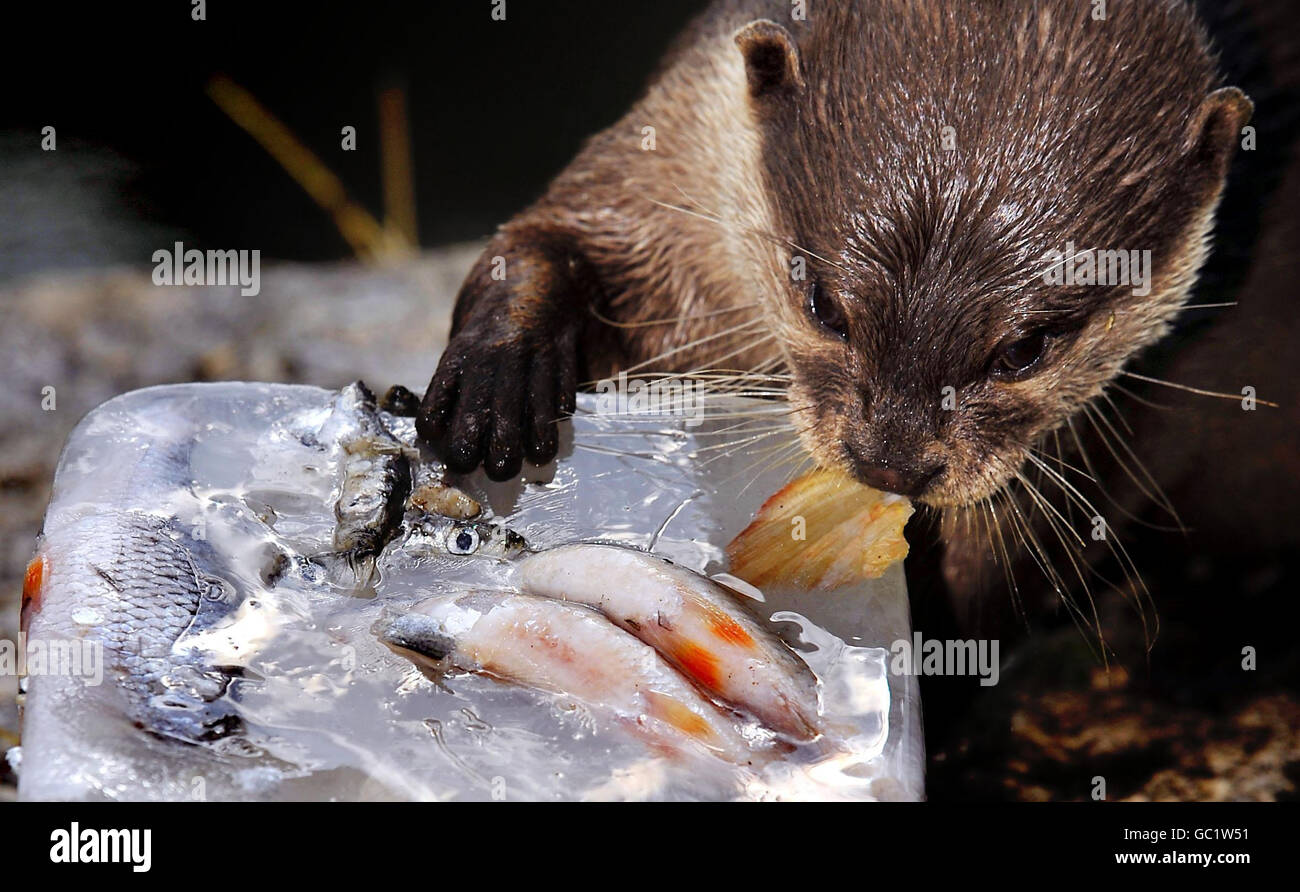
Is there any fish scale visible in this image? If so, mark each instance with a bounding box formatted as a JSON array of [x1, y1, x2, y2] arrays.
[[28, 511, 242, 741]]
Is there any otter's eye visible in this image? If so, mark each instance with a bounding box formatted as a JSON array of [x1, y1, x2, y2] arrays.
[[807, 281, 848, 339], [446, 525, 480, 555], [991, 331, 1049, 380]]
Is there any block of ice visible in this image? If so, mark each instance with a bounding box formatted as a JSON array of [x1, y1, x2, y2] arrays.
[[18, 383, 923, 801]]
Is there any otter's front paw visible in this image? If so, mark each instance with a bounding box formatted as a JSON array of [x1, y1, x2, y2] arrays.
[[416, 320, 577, 481]]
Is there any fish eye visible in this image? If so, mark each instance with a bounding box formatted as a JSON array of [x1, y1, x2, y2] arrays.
[[447, 525, 480, 555], [807, 281, 848, 339], [990, 330, 1049, 380]]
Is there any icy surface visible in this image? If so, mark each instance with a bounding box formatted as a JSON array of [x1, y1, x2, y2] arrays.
[[19, 383, 923, 801]]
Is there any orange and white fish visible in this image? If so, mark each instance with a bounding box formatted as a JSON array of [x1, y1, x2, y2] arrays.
[[373, 591, 762, 765], [516, 545, 823, 742]]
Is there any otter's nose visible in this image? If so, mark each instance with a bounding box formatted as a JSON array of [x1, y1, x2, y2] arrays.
[[854, 462, 944, 498]]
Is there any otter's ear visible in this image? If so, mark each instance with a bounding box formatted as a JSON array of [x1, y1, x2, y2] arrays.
[[1181, 87, 1254, 187], [735, 20, 804, 98]]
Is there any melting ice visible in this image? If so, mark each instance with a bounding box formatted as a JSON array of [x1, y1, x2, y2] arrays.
[[19, 383, 923, 801]]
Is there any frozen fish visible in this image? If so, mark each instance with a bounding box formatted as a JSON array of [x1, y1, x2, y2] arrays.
[[374, 591, 762, 764], [517, 544, 822, 741]]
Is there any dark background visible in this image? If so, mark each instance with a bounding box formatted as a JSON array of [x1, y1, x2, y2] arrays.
[[1, 0, 707, 281]]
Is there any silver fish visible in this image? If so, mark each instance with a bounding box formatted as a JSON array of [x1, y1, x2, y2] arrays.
[[24, 511, 245, 743], [325, 382, 412, 563], [374, 591, 761, 764], [402, 514, 528, 561], [516, 544, 823, 741]]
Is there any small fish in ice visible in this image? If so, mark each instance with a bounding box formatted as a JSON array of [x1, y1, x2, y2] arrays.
[[517, 544, 823, 741], [402, 515, 528, 560], [324, 382, 412, 565], [24, 512, 246, 743], [373, 591, 764, 765]]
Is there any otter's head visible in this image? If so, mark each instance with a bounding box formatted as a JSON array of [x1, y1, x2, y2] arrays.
[[735, 1, 1251, 506]]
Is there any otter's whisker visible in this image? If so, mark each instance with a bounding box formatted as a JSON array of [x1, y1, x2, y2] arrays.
[[1111, 382, 1174, 412], [984, 492, 1027, 624], [692, 429, 790, 457], [1012, 468, 1084, 548], [619, 316, 766, 375], [738, 440, 809, 497], [1022, 447, 1159, 651], [573, 423, 789, 440], [572, 442, 673, 461], [712, 435, 803, 487], [1121, 371, 1279, 408], [695, 404, 808, 422], [685, 372, 794, 383], [647, 185, 856, 277], [1029, 441, 1094, 482], [569, 403, 797, 422], [1083, 403, 1184, 529], [1003, 479, 1109, 665], [689, 332, 779, 377], [577, 368, 790, 398], [686, 420, 795, 437], [589, 302, 761, 330], [1100, 392, 1135, 437], [1007, 472, 1091, 596], [1064, 417, 1185, 534], [690, 402, 814, 422], [1011, 469, 1101, 618], [1048, 431, 1078, 531]]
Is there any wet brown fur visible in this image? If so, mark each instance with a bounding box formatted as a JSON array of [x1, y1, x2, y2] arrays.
[[417, 0, 1254, 581]]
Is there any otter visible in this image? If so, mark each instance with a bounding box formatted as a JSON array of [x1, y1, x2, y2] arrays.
[[417, 0, 1248, 487], [414, 0, 1279, 624]]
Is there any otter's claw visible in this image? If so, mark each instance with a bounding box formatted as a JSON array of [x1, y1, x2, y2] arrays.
[[417, 320, 577, 481]]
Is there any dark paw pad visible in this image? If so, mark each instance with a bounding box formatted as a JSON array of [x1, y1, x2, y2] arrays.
[[417, 324, 576, 481]]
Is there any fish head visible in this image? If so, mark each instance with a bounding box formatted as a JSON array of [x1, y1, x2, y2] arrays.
[[410, 516, 529, 561], [372, 608, 457, 673]]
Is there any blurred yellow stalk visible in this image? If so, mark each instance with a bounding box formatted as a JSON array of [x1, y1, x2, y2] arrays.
[[205, 74, 417, 264]]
